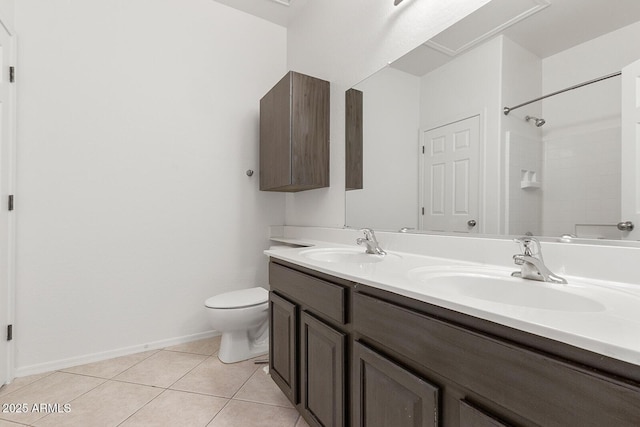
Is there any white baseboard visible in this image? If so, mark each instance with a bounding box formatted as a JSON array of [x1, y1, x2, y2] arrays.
[[13, 330, 221, 379]]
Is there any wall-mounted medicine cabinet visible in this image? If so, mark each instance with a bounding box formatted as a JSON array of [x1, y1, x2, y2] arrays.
[[345, 88, 363, 191], [259, 71, 330, 192]]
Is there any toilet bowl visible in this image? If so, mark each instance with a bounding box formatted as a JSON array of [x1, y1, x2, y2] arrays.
[[205, 287, 269, 363]]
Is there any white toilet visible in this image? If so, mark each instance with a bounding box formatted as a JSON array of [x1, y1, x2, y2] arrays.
[[205, 287, 269, 363]]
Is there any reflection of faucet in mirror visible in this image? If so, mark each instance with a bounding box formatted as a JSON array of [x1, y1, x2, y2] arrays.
[[357, 228, 386, 255], [511, 237, 567, 284]]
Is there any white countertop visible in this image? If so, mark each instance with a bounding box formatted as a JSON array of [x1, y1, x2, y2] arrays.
[[265, 240, 640, 367]]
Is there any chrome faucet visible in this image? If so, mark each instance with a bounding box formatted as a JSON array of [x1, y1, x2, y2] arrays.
[[511, 236, 567, 284], [357, 228, 386, 256]]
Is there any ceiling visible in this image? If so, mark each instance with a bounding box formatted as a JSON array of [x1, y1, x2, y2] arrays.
[[214, 0, 640, 76], [392, 0, 640, 76], [213, 0, 306, 27]]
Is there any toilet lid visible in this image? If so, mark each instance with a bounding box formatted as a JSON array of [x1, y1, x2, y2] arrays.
[[205, 287, 268, 309]]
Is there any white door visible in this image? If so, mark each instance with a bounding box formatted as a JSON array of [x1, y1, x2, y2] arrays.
[[420, 115, 480, 233], [0, 18, 15, 386], [621, 59, 640, 240]]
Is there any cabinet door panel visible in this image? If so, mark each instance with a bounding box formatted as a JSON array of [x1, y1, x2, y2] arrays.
[[260, 72, 292, 190], [301, 311, 345, 427], [269, 292, 297, 404], [353, 341, 439, 427], [290, 72, 330, 189], [459, 400, 511, 427]]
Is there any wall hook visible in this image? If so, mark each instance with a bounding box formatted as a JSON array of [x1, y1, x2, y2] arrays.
[[246, 169, 254, 177]]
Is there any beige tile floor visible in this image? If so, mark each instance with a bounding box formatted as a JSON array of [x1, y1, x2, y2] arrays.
[[0, 337, 311, 427]]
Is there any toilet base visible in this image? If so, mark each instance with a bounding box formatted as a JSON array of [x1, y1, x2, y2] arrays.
[[217, 328, 269, 364]]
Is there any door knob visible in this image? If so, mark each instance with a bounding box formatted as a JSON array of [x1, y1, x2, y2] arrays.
[[467, 220, 477, 227], [617, 221, 634, 231]]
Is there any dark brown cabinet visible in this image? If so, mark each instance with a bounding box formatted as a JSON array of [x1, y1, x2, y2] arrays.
[[269, 260, 350, 427], [352, 290, 640, 427], [260, 71, 330, 192], [268, 259, 640, 427], [459, 401, 510, 427]]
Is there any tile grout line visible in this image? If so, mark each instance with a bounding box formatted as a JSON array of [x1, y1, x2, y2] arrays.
[[9, 347, 211, 426], [0, 371, 57, 400], [114, 387, 171, 427], [115, 346, 223, 427], [23, 371, 108, 427], [229, 362, 298, 409], [99, 348, 162, 382], [202, 355, 267, 426], [164, 349, 218, 390], [205, 395, 233, 426]]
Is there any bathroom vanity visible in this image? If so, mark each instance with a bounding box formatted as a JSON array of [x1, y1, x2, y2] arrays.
[[266, 243, 640, 427]]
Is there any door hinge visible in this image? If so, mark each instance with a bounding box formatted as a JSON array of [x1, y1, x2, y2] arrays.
[[8, 195, 13, 211], [7, 325, 12, 341], [421, 207, 425, 215], [422, 146, 425, 154], [9, 66, 14, 83]]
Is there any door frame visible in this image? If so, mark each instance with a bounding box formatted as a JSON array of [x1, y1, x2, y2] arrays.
[[418, 112, 484, 233], [621, 58, 640, 240], [0, 15, 16, 386]]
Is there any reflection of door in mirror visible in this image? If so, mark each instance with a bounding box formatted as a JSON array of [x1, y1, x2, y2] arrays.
[[420, 115, 479, 233], [621, 58, 640, 240]]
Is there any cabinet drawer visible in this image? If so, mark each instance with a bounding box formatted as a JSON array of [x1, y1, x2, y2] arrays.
[[270, 262, 347, 324], [353, 292, 640, 427]]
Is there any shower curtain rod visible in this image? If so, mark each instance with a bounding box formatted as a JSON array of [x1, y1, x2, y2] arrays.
[[503, 71, 621, 115]]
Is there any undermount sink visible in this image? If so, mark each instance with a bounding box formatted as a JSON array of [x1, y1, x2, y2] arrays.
[[408, 266, 606, 312], [300, 248, 396, 264]]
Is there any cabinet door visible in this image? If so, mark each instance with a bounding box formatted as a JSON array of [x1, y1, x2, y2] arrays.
[[353, 341, 439, 427], [269, 292, 297, 404], [300, 311, 346, 427], [459, 401, 511, 427]]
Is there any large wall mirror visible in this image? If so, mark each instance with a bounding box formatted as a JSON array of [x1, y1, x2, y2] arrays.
[[345, 0, 640, 243]]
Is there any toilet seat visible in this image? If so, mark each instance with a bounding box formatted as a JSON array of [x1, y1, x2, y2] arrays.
[[205, 287, 268, 309]]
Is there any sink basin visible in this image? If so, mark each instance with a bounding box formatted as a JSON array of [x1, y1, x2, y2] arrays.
[[300, 248, 395, 264], [408, 266, 605, 312]]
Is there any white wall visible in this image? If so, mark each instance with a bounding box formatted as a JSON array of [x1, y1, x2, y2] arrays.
[[542, 21, 640, 132], [501, 36, 543, 236], [14, 0, 286, 375], [543, 127, 621, 237], [0, 0, 12, 29], [285, 0, 492, 228], [540, 21, 640, 238], [346, 67, 420, 230]]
